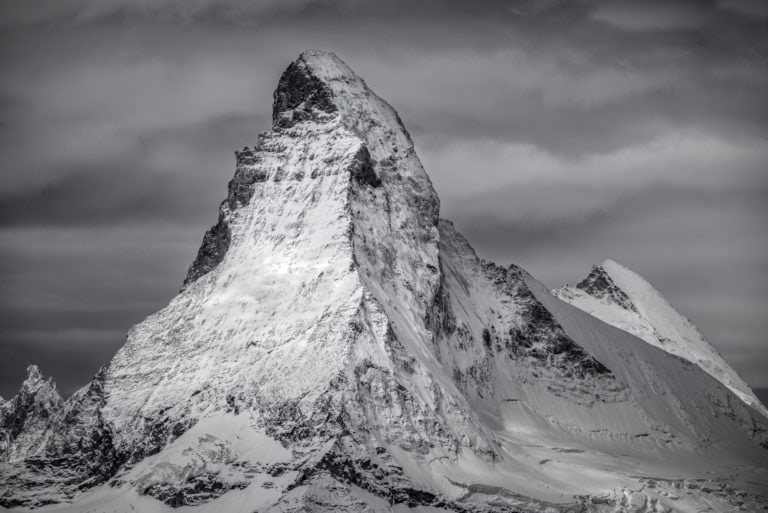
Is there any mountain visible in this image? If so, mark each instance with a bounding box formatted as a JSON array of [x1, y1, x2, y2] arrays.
[[0, 366, 62, 463], [554, 259, 768, 419], [1, 50, 767, 513]]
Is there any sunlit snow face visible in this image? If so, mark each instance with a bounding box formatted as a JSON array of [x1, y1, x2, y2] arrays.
[[0, 0, 767, 396]]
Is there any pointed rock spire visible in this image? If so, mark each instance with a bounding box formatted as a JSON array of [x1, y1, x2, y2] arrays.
[[17, 365, 59, 399], [0, 364, 62, 461], [21, 364, 43, 387]]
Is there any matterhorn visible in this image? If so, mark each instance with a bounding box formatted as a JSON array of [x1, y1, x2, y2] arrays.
[[1, 50, 767, 512]]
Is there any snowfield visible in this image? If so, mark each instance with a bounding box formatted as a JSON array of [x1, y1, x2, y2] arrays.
[[555, 259, 768, 419]]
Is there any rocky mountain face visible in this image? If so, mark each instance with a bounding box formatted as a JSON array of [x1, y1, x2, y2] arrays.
[[1, 51, 767, 513], [1, 366, 62, 463], [555, 259, 768, 420]]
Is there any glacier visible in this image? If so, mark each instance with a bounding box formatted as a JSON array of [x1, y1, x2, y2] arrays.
[[1, 50, 767, 512]]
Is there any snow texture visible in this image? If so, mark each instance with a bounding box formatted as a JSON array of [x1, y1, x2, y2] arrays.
[[555, 259, 768, 419], [1, 50, 767, 512]]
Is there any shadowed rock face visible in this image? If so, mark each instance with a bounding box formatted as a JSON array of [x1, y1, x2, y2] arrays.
[[575, 265, 637, 313], [349, 145, 380, 188], [273, 55, 338, 128], [496, 264, 612, 377], [184, 212, 231, 287], [2, 51, 767, 512]]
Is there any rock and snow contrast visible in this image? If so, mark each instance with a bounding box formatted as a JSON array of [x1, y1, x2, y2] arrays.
[[555, 259, 768, 420], [1, 50, 767, 512]]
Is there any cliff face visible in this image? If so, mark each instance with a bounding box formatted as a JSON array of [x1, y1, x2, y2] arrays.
[[1, 51, 767, 513]]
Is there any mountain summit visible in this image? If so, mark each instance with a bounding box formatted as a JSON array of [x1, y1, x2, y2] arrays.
[[1, 51, 767, 512], [555, 259, 768, 419]]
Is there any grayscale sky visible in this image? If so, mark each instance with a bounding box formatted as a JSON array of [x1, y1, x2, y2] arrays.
[[1, 0, 766, 398]]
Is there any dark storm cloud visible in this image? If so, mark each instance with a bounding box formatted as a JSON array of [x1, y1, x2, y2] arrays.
[[1, 0, 766, 396], [0, 113, 265, 226]]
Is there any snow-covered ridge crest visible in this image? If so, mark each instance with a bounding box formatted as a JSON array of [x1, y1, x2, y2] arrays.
[[555, 258, 768, 419]]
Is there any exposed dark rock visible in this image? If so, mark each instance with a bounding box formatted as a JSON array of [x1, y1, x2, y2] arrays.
[[50, 367, 125, 484], [576, 265, 637, 312], [228, 147, 269, 210], [482, 328, 492, 349], [143, 475, 248, 507], [482, 262, 611, 377], [289, 441, 479, 512], [349, 145, 381, 187], [425, 261, 458, 342], [183, 208, 231, 287], [272, 55, 338, 128]]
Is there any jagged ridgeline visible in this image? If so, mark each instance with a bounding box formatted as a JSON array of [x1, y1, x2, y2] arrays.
[[1, 50, 767, 513], [555, 259, 768, 420]]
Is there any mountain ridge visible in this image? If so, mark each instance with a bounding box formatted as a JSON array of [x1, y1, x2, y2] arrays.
[[555, 258, 768, 419], [1, 50, 767, 512]]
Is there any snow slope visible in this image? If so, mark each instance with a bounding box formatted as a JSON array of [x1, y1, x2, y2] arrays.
[[2, 51, 767, 512], [555, 259, 768, 419]]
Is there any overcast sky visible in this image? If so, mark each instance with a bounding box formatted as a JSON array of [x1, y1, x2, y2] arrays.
[[1, 0, 766, 398]]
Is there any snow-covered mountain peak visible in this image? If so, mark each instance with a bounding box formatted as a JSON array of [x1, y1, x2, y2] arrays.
[[294, 49, 359, 85], [272, 50, 424, 167], [2, 51, 768, 512], [272, 50, 388, 126], [556, 260, 768, 419], [271, 50, 341, 128], [595, 258, 640, 285], [569, 260, 638, 313]]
